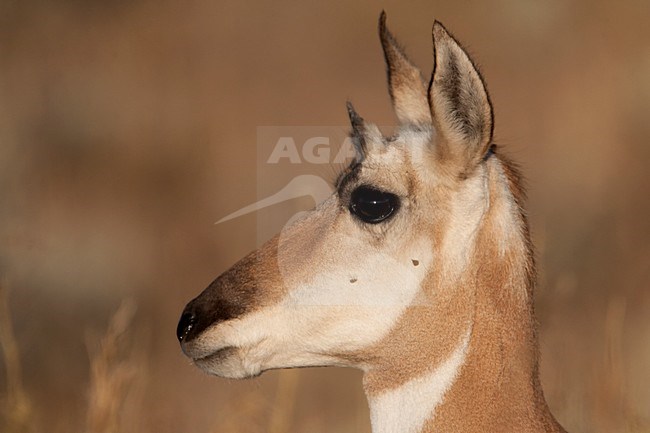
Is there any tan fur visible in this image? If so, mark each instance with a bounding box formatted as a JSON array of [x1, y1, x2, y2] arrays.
[[179, 14, 567, 433], [379, 11, 431, 125], [421, 155, 562, 432]]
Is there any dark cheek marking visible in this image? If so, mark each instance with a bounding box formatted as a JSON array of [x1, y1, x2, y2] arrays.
[[350, 277, 358, 283], [412, 259, 419, 266]]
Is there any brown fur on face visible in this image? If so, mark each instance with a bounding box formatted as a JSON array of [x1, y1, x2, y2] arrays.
[[179, 235, 286, 356], [178, 13, 567, 433]]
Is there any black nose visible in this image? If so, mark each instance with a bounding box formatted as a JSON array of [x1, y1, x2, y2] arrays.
[[176, 310, 197, 342], [178, 268, 255, 344]]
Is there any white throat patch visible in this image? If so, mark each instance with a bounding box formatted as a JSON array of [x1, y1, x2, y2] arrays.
[[367, 330, 471, 433]]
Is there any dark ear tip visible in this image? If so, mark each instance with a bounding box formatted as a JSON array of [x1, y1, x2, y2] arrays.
[[378, 10, 388, 38], [346, 101, 363, 124], [346, 100, 354, 115]]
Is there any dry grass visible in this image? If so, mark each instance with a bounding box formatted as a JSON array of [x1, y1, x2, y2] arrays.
[[1, 286, 145, 433], [84, 300, 139, 433], [0, 281, 34, 433], [1, 282, 302, 433]]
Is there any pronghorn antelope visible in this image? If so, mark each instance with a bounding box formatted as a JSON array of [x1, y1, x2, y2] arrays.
[[178, 13, 567, 433]]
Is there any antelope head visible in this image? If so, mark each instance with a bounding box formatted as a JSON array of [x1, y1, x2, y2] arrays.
[[178, 13, 564, 433]]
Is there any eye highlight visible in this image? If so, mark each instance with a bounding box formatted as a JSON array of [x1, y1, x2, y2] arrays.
[[349, 186, 399, 224]]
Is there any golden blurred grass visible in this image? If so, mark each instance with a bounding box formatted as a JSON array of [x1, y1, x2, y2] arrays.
[[1, 283, 306, 433], [0, 282, 34, 433], [84, 300, 138, 433]]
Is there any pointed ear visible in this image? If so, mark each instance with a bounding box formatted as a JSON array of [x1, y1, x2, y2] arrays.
[[429, 21, 493, 173], [379, 12, 431, 125]]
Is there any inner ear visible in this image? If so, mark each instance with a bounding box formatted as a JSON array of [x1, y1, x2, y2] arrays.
[[428, 21, 493, 173]]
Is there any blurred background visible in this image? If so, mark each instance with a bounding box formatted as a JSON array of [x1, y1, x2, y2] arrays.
[[1, 0, 649, 432]]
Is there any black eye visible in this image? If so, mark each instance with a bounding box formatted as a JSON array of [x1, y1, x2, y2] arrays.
[[349, 186, 399, 224]]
